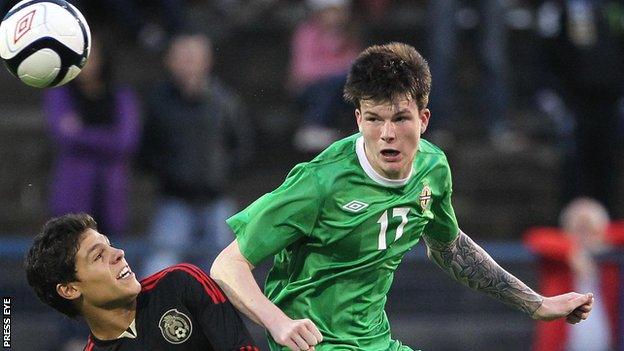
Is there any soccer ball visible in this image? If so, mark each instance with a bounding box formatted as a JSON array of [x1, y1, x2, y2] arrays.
[[0, 0, 91, 88]]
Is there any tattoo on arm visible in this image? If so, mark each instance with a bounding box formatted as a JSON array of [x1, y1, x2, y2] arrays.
[[424, 231, 543, 316]]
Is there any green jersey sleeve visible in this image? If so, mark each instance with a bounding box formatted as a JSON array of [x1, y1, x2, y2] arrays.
[[227, 163, 322, 265], [424, 160, 459, 243]]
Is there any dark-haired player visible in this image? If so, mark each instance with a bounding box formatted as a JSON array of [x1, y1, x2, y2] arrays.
[[211, 42, 595, 350], [25, 213, 258, 350]]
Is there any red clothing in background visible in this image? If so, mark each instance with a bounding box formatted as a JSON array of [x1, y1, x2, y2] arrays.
[[288, 19, 360, 92], [523, 221, 624, 351]]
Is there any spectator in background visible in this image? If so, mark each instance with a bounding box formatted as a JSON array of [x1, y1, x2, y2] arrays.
[[536, 0, 624, 215], [427, 0, 513, 148], [139, 31, 253, 276], [524, 198, 624, 351], [44, 36, 141, 238], [69, 0, 186, 50], [289, 0, 361, 152], [357, 0, 392, 22]]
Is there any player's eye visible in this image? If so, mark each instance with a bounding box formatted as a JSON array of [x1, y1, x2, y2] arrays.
[[95, 251, 103, 261], [394, 115, 409, 122]]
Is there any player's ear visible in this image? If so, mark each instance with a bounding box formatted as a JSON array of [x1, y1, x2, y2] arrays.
[[57, 282, 82, 301], [419, 108, 430, 135], [355, 109, 363, 132]]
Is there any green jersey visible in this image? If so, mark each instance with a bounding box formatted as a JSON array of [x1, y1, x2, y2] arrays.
[[228, 134, 459, 350]]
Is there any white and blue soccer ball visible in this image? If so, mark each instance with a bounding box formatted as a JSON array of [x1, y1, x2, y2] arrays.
[[0, 0, 90, 88]]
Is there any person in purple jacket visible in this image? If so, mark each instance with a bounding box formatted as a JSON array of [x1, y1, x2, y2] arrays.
[[43, 36, 140, 238]]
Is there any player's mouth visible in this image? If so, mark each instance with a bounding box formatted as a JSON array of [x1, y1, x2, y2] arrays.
[[380, 149, 401, 162], [116, 265, 134, 280]]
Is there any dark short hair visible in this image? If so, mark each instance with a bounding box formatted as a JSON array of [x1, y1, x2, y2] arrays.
[[24, 213, 98, 318], [343, 42, 431, 109]]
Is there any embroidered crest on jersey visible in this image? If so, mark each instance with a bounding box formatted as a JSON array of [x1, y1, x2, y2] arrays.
[[419, 185, 432, 210], [342, 200, 369, 213], [159, 309, 193, 344]]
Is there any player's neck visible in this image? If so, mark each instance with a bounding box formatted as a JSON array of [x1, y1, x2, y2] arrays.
[[84, 299, 137, 341]]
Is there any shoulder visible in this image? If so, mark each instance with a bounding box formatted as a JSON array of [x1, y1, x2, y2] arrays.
[[140, 263, 213, 288], [417, 138, 451, 169], [418, 138, 447, 158], [414, 139, 454, 187], [307, 134, 359, 170], [291, 134, 359, 188], [83, 335, 95, 351], [140, 264, 226, 303]]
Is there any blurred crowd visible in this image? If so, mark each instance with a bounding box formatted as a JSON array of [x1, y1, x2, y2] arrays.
[[3, 0, 623, 277], [0, 0, 623, 349]]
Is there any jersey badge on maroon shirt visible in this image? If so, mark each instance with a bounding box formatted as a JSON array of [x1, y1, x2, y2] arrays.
[[159, 308, 193, 344]]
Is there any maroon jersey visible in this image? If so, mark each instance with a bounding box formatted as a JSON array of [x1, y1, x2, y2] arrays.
[[84, 264, 258, 350]]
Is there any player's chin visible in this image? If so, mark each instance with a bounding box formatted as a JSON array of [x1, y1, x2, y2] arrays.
[[381, 162, 407, 175], [128, 277, 142, 293], [117, 275, 141, 293]]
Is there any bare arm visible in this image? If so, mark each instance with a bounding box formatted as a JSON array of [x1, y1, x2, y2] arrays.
[[424, 231, 593, 322], [210, 240, 322, 350], [424, 230, 543, 315], [210, 241, 275, 325]]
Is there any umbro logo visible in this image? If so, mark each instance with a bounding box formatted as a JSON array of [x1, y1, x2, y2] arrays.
[[14, 10, 36, 44], [342, 200, 369, 213]]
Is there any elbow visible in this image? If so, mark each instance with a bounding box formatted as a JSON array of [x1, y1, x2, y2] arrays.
[[425, 246, 433, 261], [209, 251, 227, 282], [209, 246, 246, 280], [425, 247, 443, 268], [209, 240, 254, 282]]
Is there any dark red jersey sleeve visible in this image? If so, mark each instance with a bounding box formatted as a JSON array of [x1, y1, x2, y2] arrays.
[[172, 264, 259, 351]]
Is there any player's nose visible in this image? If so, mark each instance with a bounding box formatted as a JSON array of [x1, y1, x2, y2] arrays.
[[111, 247, 125, 264], [380, 121, 396, 142]]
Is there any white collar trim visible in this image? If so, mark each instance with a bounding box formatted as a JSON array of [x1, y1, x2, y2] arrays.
[[355, 136, 413, 187], [117, 319, 137, 339]]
